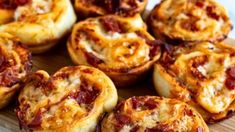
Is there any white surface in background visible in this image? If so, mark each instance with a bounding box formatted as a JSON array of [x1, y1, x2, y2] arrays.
[[146, 0, 235, 38]]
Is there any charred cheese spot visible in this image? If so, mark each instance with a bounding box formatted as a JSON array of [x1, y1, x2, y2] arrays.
[[101, 96, 209, 132]]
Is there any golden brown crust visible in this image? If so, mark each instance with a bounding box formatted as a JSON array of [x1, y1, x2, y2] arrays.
[[0, 32, 32, 109], [16, 66, 118, 131], [149, 0, 232, 43], [67, 14, 162, 86], [100, 96, 209, 132], [0, 0, 76, 53], [74, 0, 148, 19], [153, 41, 235, 123]]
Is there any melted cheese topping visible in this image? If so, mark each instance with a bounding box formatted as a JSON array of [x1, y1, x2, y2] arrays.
[[14, 0, 52, 21], [165, 42, 235, 113], [69, 14, 158, 71], [18, 66, 118, 131], [150, 0, 232, 42], [101, 96, 209, 132]]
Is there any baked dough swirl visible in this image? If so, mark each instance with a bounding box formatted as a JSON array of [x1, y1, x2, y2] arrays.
[[153, 42, 235, 123], [149, 0, 232, 43], [74, 0, 147, 19], [16, 66, 118, 131], [67, 14, 162, 86], [100, 96, 209, 132], [0, 0, 76, 53], [0, 33, 32, 109]]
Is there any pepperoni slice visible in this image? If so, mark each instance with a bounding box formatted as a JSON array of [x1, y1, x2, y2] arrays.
[[225, 78, 235, 90], [144, 98, 157, 110], [0, 68, 20, 87], [0, 0, 30, 9], [0, 56, 9, 72], [84, 52, 104, 66], [131, 97, 141, 109], [145, 124, 172, 132], [27, 110, 42, 129], [206, 6, 220, 20], [226, 66, 235, 79], [182, 20, 199, 32], [114, 114, 132, 131], [195, 2, 204, 8], [71, 80, 100, 106], [15, 0, 30, 5], [130, 125, 139, 132], [100, 17, 124, 33]]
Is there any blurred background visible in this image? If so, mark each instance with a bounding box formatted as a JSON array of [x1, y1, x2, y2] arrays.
[[146, 0, 235, 38]]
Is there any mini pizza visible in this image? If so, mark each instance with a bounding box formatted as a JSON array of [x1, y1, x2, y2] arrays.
[[67, 14, 162, 86], [74, 0, 148, 19], [0, 32, 32, 109], [153, 41, 235, 123], [16, 66, 118, 131], [149, 0, 232, 43], [0, 0, 76, 53], [100, 96, 209, 132]]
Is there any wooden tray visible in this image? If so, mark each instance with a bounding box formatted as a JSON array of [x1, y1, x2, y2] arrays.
[[0, 38, 235, 131]]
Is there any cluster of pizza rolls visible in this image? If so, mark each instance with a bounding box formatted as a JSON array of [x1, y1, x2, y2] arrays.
[[0, 0, 76, 53], [74, 0, 148, 19], [16, 66, 118, 131], [67, 14, 162, 86], [149, 0, 232, 43], [0, 0, 232, 131], [0, 33, 32, 109]]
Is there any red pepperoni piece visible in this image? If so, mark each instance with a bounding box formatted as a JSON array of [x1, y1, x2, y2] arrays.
[[71, 80, 100, 105], [28, 110, 42, 128], [144, 98, 157, 110], [130, 125, 139, 132], [15, 0, 30, 5], [0, 68, 19, 87], [100, 17, 124, 33], [85, 52, 104, 66], [206, 6, 220, 20], [226, 66, 235, 79], [145, 125, 171, 132], [225, 78, 235, 90], [195, 2, 204, 8], [131, 97, 141, 109], [0, 56, 8, 72], [114, 114, 132, 131], [0, 0, 30, 9]]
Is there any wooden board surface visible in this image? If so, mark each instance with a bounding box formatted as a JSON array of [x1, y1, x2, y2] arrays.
[[0, 38, 235, 132]]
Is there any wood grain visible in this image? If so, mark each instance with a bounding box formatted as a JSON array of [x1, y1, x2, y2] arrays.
[[0, 39, 235, 132]]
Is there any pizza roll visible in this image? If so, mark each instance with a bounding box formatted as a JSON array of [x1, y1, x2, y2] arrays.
[[149, 0, 232, 43], [100, 96, 209, 132], [0, 33, 32, 109], [0, 0, 76, 53], [67, 14, 162, 86], [74, 0, 148, 19], [153, 42, 235, 123], [16, 66, 118, 131]]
